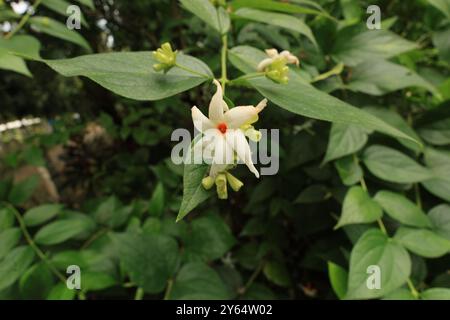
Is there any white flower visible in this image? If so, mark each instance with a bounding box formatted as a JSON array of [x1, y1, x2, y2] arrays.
[[257, 49, 300, 72], [191, 79, 267, 179]]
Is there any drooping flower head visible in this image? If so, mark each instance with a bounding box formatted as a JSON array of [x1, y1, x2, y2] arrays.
[[257, 49, 300, 84], [191, 80, 267, 198]]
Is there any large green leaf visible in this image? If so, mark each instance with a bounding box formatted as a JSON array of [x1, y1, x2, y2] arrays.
[[336, 186, 383, 228], [75, 0, 95, 9], [323, 123, 369, 163], [232, 8, 318, 47], [0, 246, 35, 291], [183, 213, 236, 261], [332, 25, 417, 66], [427, 0, 450, 19], [229, 46, 420, 145], [362, 145, 434, 183], [346, 229, 411, 299], [428, 204, 450, 241], [34, 217, 96, 245], [364, 106, 423, 153], [40, 52, 212, 101], [169, 262, 231, 299], [180, 0, 230, 34], [23, 204, 63, 227], [0, 50, 31, 77], [8, 175, 40, 206], [394, 227, 450, 258], [347, 59, 438, 97], [47, 283, 76, 300], [335, 156, 363, 186], [374, 191, 432, 228], [230, 0, 326, 15], [111, 232, 178, 294], [0, 35, 41, 59], [29, 16, 91, 51]]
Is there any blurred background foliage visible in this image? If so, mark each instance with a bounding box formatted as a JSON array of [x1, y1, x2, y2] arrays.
[[0, 0, 449, 300]]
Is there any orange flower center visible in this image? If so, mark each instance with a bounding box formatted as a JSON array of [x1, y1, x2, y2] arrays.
[[217, 122, 227, 134]]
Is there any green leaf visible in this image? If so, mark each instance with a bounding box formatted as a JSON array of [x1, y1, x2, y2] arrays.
[[177, 156, 213, 221], [8, 175, 40, 206], [432, 28, 450, 64], [323, 123, 369, 163], [41, 0, 89, 27], [335, 156, 363, 186], [233, 8, 318, 47], [111, 232, 178, 294], [332, 25, 417, 66], [23, 204, 63, 227], [419, 118, 450, 146], [0, 7, 20, 21], [229, 46, 420, 145], [394, 227, 450, 258], [75, 0, 95, 9], [0, 246, 35, 291], [94, 196, 132, 228], [362, 145, 433, 183], [40, 52, 212, 101], [34, 217, 96, 245], [383, 287, 417, 300], [263, 260, 291, 287], [0, 50, 31, 77], [81, 272, 117, 292], [29, 16, 91, 51], [0, 228, 21, 260], [428, 204, 450, 241], [427, 0, 450, 19], [364, 106, 423, 153], [347, 59, 438, 97], [169, 262, 231, 299], [421, 148, 450, 201], [421, 288, 450, 300], [184, 213, 235, 261], [374, 191, 432, 228], [346, 229, 411, 299], [0, 35, 41, 59], [336, 186, 383, 228], [294, 184, 329, 203], [231, 0, 326, 15], [180, 0, 230, 34], [47, 282, 76, 300], [148, 183, 165, 217], [19, 263, 54, 299], [327, 261, 348, 299], [0, 207, 15, 232]]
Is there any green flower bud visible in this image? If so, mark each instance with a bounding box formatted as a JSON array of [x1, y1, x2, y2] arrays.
[[215, 173, 228, 199], [202, 176, 215, 190], [244, 126, 262, 142], [225, 172, 244, 192], [152, 42, 177, 73]]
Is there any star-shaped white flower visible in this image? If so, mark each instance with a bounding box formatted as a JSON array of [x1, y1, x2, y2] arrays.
[[191, 80, 267, 178], [257, 48, 299, 72]]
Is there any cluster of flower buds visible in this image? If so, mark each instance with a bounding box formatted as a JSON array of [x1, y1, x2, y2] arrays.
[[257, 49, 300, 84], [202, 171, 244, 199], [152, 42, 177, 73]]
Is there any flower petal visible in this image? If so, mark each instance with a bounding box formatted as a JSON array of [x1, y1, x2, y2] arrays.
[[265, 48, 279, 58], [209, 79, 227, 122], [192, 106, 214, 132], [226, 129, 259, 178], [213, 133, 234, 165], [224, 106, 259, 128], [257, 58, 274, 72]]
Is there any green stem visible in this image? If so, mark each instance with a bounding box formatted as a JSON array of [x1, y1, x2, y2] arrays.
[[163, 278, 174, 300], [5, 203, 66, 283], [81, 227, 108, 249], [134, 287, 144, 300], [377, 219, 388, 235], [229, 72, 265, 85], [174, 63, 210, 78], [406, 279, 420, 299], [5, 0, 42, 39], [220, 34, 228, 93], [241, 260, 265, 295]]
